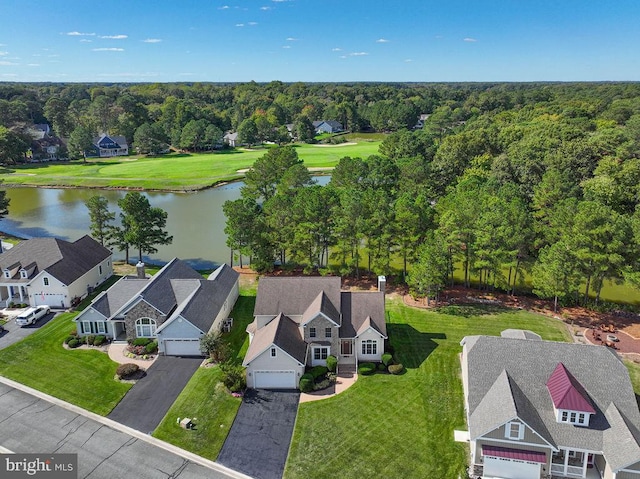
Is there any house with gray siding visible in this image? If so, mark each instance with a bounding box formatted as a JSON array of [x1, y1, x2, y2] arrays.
[[75, 258, 239, 356], [460, 332, 640, 479], [243, 276, 386, 389]]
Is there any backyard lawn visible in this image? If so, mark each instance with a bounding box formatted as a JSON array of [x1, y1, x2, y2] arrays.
[[284, 299, 572, 479], [0, 311, 131, 415], [0, 141, 381, 191]]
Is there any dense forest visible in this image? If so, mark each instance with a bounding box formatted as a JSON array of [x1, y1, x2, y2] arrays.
[[2, 81, 640, 309]]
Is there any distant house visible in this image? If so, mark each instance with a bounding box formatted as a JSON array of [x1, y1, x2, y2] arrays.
[[223, 132, 239, 147], [460, 332, 640, 479], [243, 276, 387, 389], [0, 236, 113, 308], [413, 113, 430, 129], [27, 124, 64, 161], [28, 124, 51, 140], [92, 134, 129, 157], [313, 120, 344, 134], [74, 258, 239, 356]]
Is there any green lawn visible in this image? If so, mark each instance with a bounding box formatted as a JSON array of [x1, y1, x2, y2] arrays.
[[0, 312, 131, 415], [284, 299, 572, 479], [1, 141, 381, 191]]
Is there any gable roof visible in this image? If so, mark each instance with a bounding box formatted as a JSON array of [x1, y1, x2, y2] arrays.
[[339, 291, 386, 338], [0, 235, 111, 285], [94, 134, 127, 149], [546, 362, 595, 413], [302, 291, 340, 325], [89, 276, 150, 318], [253, 276, 342, 319], [243, 313, 307, 365], [464, 335, 640, 469]]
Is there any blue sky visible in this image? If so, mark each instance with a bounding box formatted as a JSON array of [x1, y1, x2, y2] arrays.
[[1, 0, 639, 82]]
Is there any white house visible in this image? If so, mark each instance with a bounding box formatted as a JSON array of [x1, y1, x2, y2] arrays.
[[460, 332, 640, 479], [243, 276, 387, 389], [0, 236, 113, 308], [92, 134, 129, 157], [75, 259, 239, 356]]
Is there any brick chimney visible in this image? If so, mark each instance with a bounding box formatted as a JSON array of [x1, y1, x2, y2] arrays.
[[136, 261, 146, 279]]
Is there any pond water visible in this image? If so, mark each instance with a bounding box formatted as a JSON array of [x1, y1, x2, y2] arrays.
[[1, 176, 330, 270]]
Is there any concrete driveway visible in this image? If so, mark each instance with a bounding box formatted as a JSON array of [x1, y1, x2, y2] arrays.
[[0, 379, 244, 479], [0, 310, 58, 349], [107, 355, 202, 433], [218, 389, 300, 479]]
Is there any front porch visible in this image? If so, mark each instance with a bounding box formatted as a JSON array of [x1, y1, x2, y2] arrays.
[[0, 284, 28, 307]]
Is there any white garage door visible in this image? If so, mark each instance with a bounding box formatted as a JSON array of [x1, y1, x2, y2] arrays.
[[484, 457, 540, 479], [163, 339, 202, 356], [254, 370, 297, 389], [34, 293, 64, 307]]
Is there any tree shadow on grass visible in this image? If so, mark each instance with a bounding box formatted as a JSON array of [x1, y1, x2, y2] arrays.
[[387, 323, 446, 369], [435, 303, 510, 318]]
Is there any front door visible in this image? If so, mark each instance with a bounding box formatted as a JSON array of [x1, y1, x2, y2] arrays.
[[312, 346, 330, 366], [341, 340, 353, 356]]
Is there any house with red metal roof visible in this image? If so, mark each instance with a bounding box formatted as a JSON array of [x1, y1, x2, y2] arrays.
[[460, 332, 640, 479]]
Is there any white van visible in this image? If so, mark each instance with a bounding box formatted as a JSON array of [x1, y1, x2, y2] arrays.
[[15, 305, 50, 327]]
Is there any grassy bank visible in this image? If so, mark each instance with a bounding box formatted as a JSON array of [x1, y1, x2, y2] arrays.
[[0, 141, 381, 191]]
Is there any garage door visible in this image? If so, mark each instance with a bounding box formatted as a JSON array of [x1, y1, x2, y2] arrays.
[[163, 339, 202, 356], [254, 370, 297, 389], [484, 457, 540, 479], [33, 293, 64, 307]]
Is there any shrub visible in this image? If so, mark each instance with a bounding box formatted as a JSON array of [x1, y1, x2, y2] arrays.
[[86, 335, 96, 346], [299, 377, 314, 393], [64, 335, 75, 344], [388, 363, 404, 375], [220, 362, 246, 393], [308, 366, 328, 379], [67, 338, 81, 348], [358, 362, 376, 375], [313, 379, 331, 391], [116, 363, 140, 379], [381, 353, 393, 366], [93, 335, 106, 346], [377, 363, 386, 371], [127, 344, 147, 356], [326, 355, 338, 372], [145, 341, 158, 354], [132, 338, 151, 347], [69, 329, 78, 336]]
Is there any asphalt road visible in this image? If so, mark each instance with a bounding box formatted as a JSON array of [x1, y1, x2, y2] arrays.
[[107, 356, 202, 433], [218, 389, 300, 479], [0, 381, 241, 479], [0, 310, 58, 349]]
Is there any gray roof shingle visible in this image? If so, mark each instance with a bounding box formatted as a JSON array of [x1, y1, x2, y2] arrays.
[[92, 276, 149, 318], [339, 291, 386, 338], [243, 313, 307, 365]]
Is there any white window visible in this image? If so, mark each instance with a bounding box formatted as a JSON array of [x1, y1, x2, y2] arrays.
[[271, 347, 276, 357], [3, 270, 9, 278], [310, 327, 316, 338], [325, 327, 332, 338], [135, 317, 156, 338], [20, 270, 27, 278], [559, 409, 590, 426], [43, 277, 49, 286], [362, 340, 377, 355], [505, 421, 524, 440], [81, 321, 106, 335], [314, 347, 328, 360], [561, 411, 568, 422]]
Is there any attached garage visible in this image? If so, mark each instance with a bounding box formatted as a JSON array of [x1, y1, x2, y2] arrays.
[[163, 339, 202, 357], [33, 293, 65, 307], [253, 370, 297, 389], [482, 445, 545, 479]]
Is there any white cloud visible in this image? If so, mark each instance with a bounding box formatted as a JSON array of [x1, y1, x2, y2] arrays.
[[143, 38, 162, 43], [48, 54, 60, 58], [248, 21, 258, 26], [0, 51, 7, 56], [376, 38, 389, 43], [236, 23, 245, 27], [282, 45, 291, 49], [219, 5, 230, 9], [349, 52, 368, 56], [0, 73, 18, 77], [28, 63, 40, 67], [0, 60, 18, 65], [463, 37, 477, 42], [332, 47, 342, 51], [404, 59, 413, 63], [260, 6, 272, 10], [340, 55, 347, 59], [80, 39, 93, 43], [92, 48, 124, 52], [286, 37, 298, 41], [66, 31, 95, 36], [99, 34, 128, 40]]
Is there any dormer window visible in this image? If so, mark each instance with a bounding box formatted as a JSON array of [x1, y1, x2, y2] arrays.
[[547, 362, 595, 427], [3, 270, 9, 279], [558, 410, 590, 426], [505, 421, 524, 440], [20, 269, 28, 279]]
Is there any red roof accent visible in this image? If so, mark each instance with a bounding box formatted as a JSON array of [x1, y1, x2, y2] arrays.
[[482, 445, 546, 464], [546, 362, 595, 413]]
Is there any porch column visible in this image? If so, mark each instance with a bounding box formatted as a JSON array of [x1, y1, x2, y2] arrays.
[[18, 286, 24, 303]]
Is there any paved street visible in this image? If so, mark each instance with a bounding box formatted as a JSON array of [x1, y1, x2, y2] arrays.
[[0, 380, 247, 479], [0, 309, 58, 349]]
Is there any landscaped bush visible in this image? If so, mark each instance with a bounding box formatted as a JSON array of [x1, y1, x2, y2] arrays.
[[381, 353, 394, 366], [326, 355, 338, 372], [358, 362, 376, 375], [313, 378, 331, 391], [116, 363, 140, 379], [127, 344, 147, 356], [377, 363, 386, 371], [132, 338, 151, 347], [86, 335, 95, 346], [299, 376, 314, 393], [64, 335, 75, 344], [67, 338, 81, 348], [308, 366, 328, 379], [388, 363, 405, 375], [69, 329, 78, 336], [220, 362, 246, 393], [145, 341, 158, 354], [93, 335, 106, 346]]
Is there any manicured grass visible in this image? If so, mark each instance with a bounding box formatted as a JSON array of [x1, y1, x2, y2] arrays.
[[0, 312, 131, 415], [153, 366, 242, 460], [284, 299, 571, 479], [1, 141, 381, 191]]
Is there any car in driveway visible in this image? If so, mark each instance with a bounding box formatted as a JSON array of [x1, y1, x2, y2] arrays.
[[15, 305, 50, 327]]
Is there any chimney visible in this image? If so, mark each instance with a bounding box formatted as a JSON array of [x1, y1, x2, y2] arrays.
[[377, 275, 386, 294], [136, 261, 146, 279]]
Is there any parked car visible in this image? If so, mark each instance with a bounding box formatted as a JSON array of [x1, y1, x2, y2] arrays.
[[15, 306, 50, 327]]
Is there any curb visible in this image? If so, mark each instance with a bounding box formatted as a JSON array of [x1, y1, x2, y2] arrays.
[[0, 376, 252, 479]]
